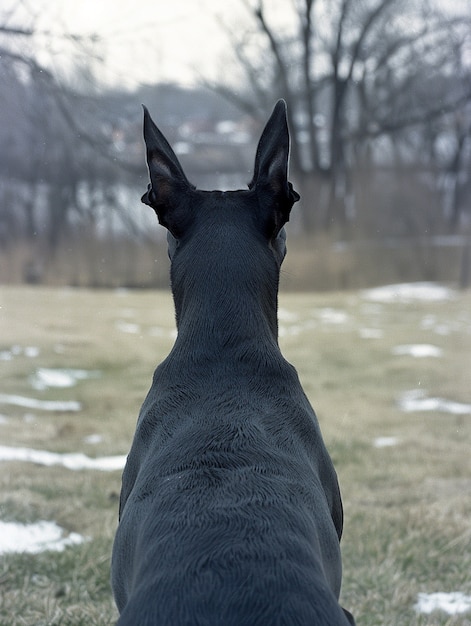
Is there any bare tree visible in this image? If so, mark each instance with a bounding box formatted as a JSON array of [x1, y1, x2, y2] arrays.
[[0, 4, 144, 282], [210, 0, 471, 234]]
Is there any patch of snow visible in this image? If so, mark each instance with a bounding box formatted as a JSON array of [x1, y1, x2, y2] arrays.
[[278, 308, 299, 322], [420, 315, 452, 336], [0, 414, 8, 424], [359, 328, 384, 339], [83, 434, 103, 445], [362, 282, 455, 304], [0, 345, 40, 361], [0, 445, 126, 471], [0, 520, 87, 555], [415, 592, 471, 615], [30, 368, 101, 391], [398, 390, 471, 415], [317, 308, 349, 324], [24, 346, 40, 358], [279, 320, 316, 338], [115, 321, 140, 334], [373, 437, 399, 448], [0, 394, 81, 412], [392, 344, 443, 358]]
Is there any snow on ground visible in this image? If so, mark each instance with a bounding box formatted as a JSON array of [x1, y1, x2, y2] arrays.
[[392, 344, 443, 358], [398, 390, 471, 415], [373, 437, 399, 448], [0, 345, 40, 361], [29, 368, 101, 391], [420, 314, 453, 336], [279, 321, 316, 338], [279, 283, 459, 340], [362, 282, 455, 304], [0, 394, 81, 412], [358, 328, 384, 339], [115, 320, 178, 339], [316, 308, 350, 325], [115, 320, 141, 334], [0, 520, 87, 555], [83, 433, 104, 445], [415, 592, 471, 615], [0, 445, 126, 471], [278, 306, 353, 338], [278, 308, 313, 338], [278, 308, 299, 322], [420, 311, 471, 336]]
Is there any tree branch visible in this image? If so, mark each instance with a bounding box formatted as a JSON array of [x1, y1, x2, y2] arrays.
[[346, 0, 400, 83], [300, 0, 320, 169], [354, 88, 471, 140], [252, 0, 292, 98]]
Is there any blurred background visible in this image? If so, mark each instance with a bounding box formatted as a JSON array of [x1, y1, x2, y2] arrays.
[[1, 0, 470, 291]]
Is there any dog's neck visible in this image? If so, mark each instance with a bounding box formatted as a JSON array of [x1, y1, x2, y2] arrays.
[[170, 227, 281, 363]]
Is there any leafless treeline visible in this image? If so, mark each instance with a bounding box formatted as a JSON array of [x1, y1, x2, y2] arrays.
[[1, 0, 470, 287]]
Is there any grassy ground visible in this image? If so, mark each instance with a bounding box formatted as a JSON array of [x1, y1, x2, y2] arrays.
[[0, 285, 470, 625]]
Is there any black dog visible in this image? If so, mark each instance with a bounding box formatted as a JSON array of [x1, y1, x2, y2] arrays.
[[111, 100, 355, 625]]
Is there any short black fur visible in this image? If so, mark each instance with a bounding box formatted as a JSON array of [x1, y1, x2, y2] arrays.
[[112, 100, 355, 625]]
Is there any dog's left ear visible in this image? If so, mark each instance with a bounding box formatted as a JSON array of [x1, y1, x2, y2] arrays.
[[141, 105, 196, 238], [249, 99, 300, 238]]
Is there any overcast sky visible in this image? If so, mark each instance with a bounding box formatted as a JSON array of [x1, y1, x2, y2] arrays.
[[3, 0, 252, 88], [2, 0, 468, 90], [61, 0, 245, 87]]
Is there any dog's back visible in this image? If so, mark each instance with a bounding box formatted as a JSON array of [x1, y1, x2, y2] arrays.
[[111, 101, 355, 625]]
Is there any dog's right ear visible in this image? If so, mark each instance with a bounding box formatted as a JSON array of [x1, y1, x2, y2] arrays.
[[248, 100, 300, 239], [141, 105, 196, 237]]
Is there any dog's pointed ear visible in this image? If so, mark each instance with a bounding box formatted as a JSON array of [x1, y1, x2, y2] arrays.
[[248, 99, 300, 237], [141, 105, 196, 237]]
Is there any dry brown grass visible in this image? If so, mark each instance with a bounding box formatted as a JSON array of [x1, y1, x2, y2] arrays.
[[0, 285, 470, 625], [1, 229, 467, 291]]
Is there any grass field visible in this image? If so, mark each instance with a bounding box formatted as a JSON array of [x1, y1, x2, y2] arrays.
[[0, 285, 470, 626]]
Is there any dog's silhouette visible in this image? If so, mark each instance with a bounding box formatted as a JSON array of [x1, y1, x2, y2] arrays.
[[111, 100, 355, 625]]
